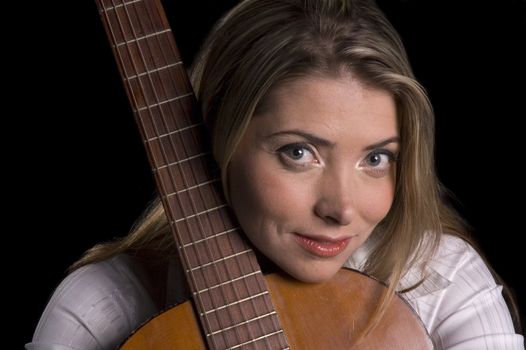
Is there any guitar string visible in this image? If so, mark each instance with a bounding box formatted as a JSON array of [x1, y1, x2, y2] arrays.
[[140, 1, 251, 347], [147, 2, 285, 346], [138, 2, 254, 344], [212, 198, 275, 349], [144, 3, 273, 346], [120, 0, 244, 347], [244, 239, 285, 348], [99, 0, 217, 348], [114, 1, 230, 348], [167, 53, 268, 350], [101, 1, 284, 348], [164, 2, 284, 344], [190, 6, 287, 347]]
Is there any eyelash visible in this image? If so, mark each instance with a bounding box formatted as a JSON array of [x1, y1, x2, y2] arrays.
[[276, 143, 398, 175], [360, 149, 397, 177], [277, 143, 318, 168]]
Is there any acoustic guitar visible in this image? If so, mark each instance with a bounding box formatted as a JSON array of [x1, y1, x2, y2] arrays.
[[93, 0, 434, 348]]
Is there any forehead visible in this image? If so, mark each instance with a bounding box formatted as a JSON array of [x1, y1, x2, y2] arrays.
[[253, 74, 398, 140]]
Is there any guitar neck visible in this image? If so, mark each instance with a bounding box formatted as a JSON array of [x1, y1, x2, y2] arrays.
[[94, 0, 289, 348]]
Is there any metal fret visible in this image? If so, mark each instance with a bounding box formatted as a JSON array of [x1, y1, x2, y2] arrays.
[[227, 330, 287, 350], [188, 248, 251, 273], [153, 151, 210, 171], [145, 122, 203, 142], [172, 204, 227, 224], [166, 178, 220, 198], [201, 291, 269, 316], [102, 0, 141, 12], [114, 29, 172, 47], [183, 226, 238, 248], [208, 311, 278, 336], [137, 92, 194, 112], [125, 61, 183, 81], [194, 270, 261, 295]]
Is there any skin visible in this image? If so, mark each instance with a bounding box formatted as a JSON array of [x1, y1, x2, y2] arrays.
[[228, 73, 399, 283]]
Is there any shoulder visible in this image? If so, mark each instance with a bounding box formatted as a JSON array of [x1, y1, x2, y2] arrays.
[[28, 255, 158, 350], [401, 234, 490, 293], [429, 234, 490, 283], [401, 234, 524, 349], [402, 233, 499, 305]]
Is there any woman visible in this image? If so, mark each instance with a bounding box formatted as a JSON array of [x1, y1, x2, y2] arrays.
[[27, 0, 523, 349]]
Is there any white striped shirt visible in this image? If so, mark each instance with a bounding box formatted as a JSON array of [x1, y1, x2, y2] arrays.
[[27, 234, 524, 349], [346, 234, 524, 349]]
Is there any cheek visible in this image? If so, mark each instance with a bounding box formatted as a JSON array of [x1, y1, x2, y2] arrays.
[[358, 181, 395, 224], [232, 172, 270, 222], [228, 156, 301, 228]]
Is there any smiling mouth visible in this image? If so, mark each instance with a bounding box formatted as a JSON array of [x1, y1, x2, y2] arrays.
[[293, 233, 352, 258]]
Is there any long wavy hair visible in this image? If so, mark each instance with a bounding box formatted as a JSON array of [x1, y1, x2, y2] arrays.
[[73, 0, 521, 335]]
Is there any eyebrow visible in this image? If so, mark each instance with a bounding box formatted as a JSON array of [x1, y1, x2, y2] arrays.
[[267, 130, 400, 150], [267, 130, 334, 147], [363, 136, 400, 151]]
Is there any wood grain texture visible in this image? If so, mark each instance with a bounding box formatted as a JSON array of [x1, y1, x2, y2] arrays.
[[120, 269, 434, 349], [120, 301, 206, 349]]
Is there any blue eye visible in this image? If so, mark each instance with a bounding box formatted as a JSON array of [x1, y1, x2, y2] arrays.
[[277, 143, 318, 166], [286, 146, 306, 160], [366, 152, 386, 166], [361, 150, 396, 177]]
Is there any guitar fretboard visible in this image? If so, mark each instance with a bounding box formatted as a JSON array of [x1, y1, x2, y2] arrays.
[[95, 0, 290, 348]]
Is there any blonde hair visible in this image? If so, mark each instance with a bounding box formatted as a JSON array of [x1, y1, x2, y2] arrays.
[[73, 0, 520, 335]]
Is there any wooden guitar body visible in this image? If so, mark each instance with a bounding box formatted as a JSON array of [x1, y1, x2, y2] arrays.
[[121, 268, 433, 349]]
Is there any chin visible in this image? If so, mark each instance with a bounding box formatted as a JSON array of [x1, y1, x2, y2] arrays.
[[285, 266, 340, 284]]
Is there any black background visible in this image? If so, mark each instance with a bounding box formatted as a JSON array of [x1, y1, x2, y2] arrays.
[[19, 0, 525, 345]]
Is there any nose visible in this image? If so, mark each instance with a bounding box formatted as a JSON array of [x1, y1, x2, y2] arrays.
[[313, 171, 354, 226]]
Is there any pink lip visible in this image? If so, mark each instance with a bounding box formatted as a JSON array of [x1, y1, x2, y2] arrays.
[[293, 233, 352, 258]]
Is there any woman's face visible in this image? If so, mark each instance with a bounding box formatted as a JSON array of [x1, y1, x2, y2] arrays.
[[228, 74, 398, 283]]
